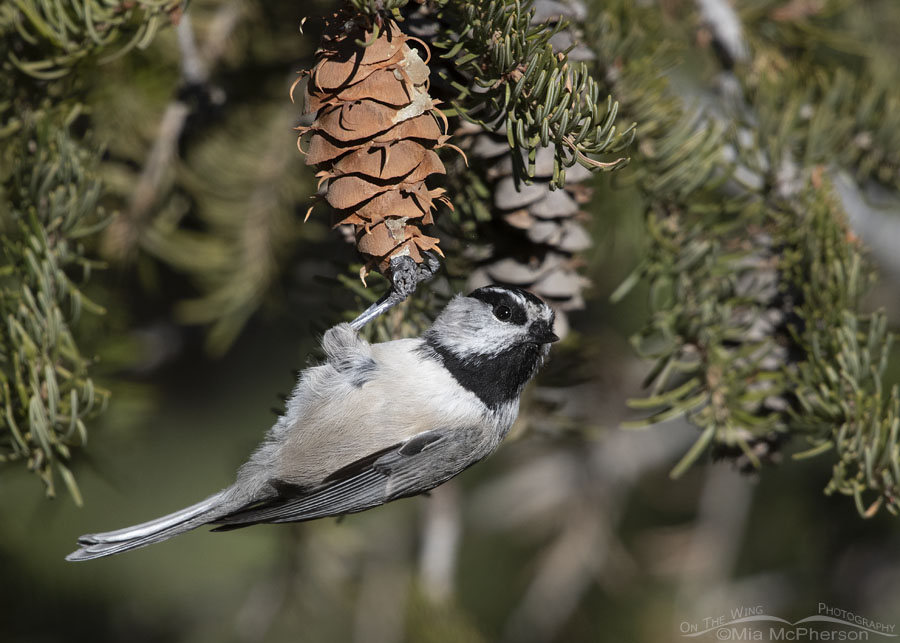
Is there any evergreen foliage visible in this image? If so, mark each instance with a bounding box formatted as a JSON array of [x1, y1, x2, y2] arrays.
[[434, 0, 635, 187], [1, 0, 181, 79], [0, 0, 176, 499], [594, 0, 900, 514], [0, 116, 110, 504]]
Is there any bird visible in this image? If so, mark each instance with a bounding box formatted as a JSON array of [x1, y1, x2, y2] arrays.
[[66, 285, 559, 561]]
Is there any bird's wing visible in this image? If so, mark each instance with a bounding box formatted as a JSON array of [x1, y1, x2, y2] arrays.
[[211, 427, 478, 530]]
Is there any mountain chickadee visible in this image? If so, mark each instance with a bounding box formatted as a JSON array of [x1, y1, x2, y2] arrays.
[[67, 285, 558, 561]]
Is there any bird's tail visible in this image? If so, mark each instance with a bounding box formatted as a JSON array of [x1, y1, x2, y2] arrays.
[[66, 490, 234, 561]]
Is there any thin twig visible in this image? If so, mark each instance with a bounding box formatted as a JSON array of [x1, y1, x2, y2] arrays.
[[103, 1, 243, 259]]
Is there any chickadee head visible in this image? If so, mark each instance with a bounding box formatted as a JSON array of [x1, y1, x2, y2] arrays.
[[428, 285, 558, 356], [424, 285, 558, 409]]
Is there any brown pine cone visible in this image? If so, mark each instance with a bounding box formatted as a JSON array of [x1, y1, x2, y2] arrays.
[[295, 13, 455, 282]]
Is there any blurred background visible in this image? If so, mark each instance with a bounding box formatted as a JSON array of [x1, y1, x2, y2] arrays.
[[3, 1, 900, 642]]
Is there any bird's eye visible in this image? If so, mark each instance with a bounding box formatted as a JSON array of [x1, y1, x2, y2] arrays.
[[494, 305, 512, 321]]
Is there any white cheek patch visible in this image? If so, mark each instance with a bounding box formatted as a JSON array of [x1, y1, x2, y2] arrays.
[[457, 319, 520, 357]]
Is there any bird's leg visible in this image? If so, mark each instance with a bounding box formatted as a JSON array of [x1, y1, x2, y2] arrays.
[[349, 252, 441, 331]]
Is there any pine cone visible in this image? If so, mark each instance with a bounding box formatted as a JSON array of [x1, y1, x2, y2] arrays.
[[711, 231, 793, 470], [465, 127, 594, 338], [295, 14, 453, 281]]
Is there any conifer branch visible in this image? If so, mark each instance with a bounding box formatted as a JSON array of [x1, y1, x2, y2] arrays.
[[0, 0, 179, 499], [592, 0, 900, 515], [0, 119, 111, 504], [434, 0, 636, 188], [0, 0, 181, 78]]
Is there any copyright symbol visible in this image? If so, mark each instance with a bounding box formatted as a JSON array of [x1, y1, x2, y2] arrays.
[[717, 628, 730, 641]]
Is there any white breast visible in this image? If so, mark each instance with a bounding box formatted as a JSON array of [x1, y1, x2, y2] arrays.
[[265, 338, 493, 486]]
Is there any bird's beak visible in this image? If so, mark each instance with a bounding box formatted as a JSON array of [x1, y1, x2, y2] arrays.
[[530, 322, 560, 344]]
